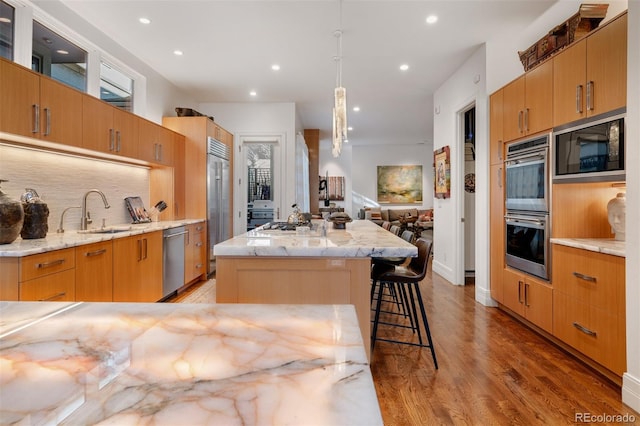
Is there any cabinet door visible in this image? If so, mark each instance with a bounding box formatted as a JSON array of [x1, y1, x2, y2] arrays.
[[586, 13, 627, 117], [113, 108, 139, 158], [524, 60, 553, 135], [83, 95, 115, 153], [523, 277, 553, 333], [76, 240, 113, 301], [502, 76, 525, 141], [489, 164, 504, 302], [157, 126, 174, 166], [139, 231, 163, 301], [39, 77, 83, 147], [173, 133, 186, 219], [489, 89, 504, 165], [553, 39, 587, 125], [113, 232, 162, 302], [502, 268, 524, 315], [138, 119, 160, 163], [0, 59, 40, 138], [20, 269, 75, 301], [185, 222, 206, 284]]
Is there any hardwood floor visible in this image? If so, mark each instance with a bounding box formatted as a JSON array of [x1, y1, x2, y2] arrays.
[[169, 269, 639, 425]]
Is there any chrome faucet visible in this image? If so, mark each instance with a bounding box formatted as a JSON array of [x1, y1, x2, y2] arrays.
[[57, 206, 80, 233], [81, 189, 110, 230]]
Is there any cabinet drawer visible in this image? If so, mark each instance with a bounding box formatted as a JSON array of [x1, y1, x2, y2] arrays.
[[552, 245, 624, 311], [553, 291, 625, 376], [20, 248, 75, 282], [20, 269, 76, 302]]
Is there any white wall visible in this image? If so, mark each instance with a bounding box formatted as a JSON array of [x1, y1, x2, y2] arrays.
[[197, 102, 298, 235], [432, 45, 488, 293], [622, 0, 640, 415], [319, 144, 353, 215]]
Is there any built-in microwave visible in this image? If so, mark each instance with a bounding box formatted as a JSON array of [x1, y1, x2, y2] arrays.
[[553, 110, 625, 183]]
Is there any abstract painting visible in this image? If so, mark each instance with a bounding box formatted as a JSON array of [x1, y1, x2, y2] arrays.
[[377, 165, 423, 204]]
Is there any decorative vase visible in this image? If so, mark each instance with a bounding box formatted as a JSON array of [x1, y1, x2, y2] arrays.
[[607, 192, 626, 241], [0, 180, 25, 244], [20, 188, 49, 240]]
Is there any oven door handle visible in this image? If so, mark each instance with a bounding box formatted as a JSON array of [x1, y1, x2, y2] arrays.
[[505, 152, 546, 165], [504, 215, 546, 228]]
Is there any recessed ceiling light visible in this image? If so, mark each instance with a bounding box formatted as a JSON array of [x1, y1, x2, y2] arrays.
[[0, 17, 11, 24], [271, 64, 280, 71], [139, 17, 151, 24], [173, 50, 183, 56], [426, 15, 438, 24], [400, 64, 409, 71], [348, 126, 353, 131], [56, 49, 69, 55], [353, 106, 360, 112], [249, 91, 257, 97]]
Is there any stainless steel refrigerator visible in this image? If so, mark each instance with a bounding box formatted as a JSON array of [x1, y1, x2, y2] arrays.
[[207, 137, 231, 274]]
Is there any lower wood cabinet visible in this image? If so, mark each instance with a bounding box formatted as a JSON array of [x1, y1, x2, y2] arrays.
[[502, 267, 553, 333], [185, 222, 206, 285], [113, 231, 163, 302], [75, 240, 113, 302], [552, 244, 626, 376], [19, 248, 76, 302]]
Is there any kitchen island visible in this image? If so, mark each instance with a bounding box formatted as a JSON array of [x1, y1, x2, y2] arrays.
[[214, 219, 418, 357], [0, 301, 382, 425]]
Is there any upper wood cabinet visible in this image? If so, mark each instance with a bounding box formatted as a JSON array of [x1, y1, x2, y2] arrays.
[[503, 60, 553, 142], [139, 119, 174, 166], [83, 95, 139, 158], [489, 89, 504, 165], [0, 58, 82, 147], [553, 13, 627, 125]]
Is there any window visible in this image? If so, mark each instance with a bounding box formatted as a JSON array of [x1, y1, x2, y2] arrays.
[[100, 61, 134, 112], [0, 1, 14, 60], [32, 20, 87, 91]]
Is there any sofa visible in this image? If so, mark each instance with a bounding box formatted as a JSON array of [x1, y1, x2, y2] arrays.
[[359, 207, 434, 229]]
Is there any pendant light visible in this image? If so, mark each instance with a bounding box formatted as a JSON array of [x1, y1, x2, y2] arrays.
[[332, 1, 347, 158]]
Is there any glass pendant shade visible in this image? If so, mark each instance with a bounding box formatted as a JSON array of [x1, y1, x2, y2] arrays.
[[332, 86, 347, 157]]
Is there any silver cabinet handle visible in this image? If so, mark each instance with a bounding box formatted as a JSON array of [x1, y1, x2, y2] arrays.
[[518, 110, 523, 133], [39, 292, 66, 302], [576, 85, 583, 113], [116, 130, 122, 152], [524, 282, 530, 307], [498, 140, 503, 161], [164, 231, 188, 239], [195, 242, 203, 247], [36, 259, 65, 269], [32, 104, 40, 134], [524, 108, 529, 132], [497, 167, 503, 188], [573, 271, 596, 282], [109, 128, 115, 151], [85, 248, 107, 257], [44, 107, 51, 136], [586, 81, 594, 111], [517, 281, 523, 304], [573, 322, 597, 337]]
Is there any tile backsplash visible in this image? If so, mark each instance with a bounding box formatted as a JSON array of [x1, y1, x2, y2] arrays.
[[0, 144, 150, 233]]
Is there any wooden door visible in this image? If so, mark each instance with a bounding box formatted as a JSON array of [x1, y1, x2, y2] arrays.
[[113, 108, 139, 158], [586, 13, 627, 117], [502, 268, 525, 316], [173, 133, 186, 219], [502, 75, 525, 141], [138, 118, 160, 163], [524, 60, 553, 135], [0, 59, 40, 138], [39, 77, 83, 147], [157, 126, 174, 166], [113, 235, 142, 302], [139, 231, 163, 301], [489, 164, 504, 302], [489, 89, 504, 165], [20, 269, 75, 301], [553, 39, 587, 125], [82, 95, 114, 153], [75, 240, 113, 301], [523, 277, 553, 333]]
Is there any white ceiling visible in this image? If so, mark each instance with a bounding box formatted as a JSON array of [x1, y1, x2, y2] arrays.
[[59, 0, 556, 146]]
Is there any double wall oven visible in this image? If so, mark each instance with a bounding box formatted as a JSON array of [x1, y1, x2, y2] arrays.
[[504, 133, 550, 280]]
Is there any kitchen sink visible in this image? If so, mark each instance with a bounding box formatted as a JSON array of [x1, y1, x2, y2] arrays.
[[78, 226, 133, 234]]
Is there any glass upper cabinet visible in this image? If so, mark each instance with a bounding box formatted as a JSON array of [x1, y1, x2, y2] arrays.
[[32, 20, 87, 92], [0, 1, 14, 60]]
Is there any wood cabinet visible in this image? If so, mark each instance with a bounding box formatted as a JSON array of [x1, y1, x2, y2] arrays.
[[502, 60, 553, 142], [18, 248, 76, 302], [489, 164, 504, 302], [553, 13, 627, 125], [139, 119, 174, 166], [489, 89, 504, 165], [552, 244, 626, 376], [75, 240, 113, 301], [185, 222, 207, 285], [502, 267, 553, 333], [113, 231, 163, 302], [0, 58, 82, 147], [82, 95, 138, 158]]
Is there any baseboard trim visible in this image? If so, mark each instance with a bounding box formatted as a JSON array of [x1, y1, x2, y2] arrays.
[[475, 285, 498, 307], [623, 373, 640, 415], [432, 260, 457, 285]]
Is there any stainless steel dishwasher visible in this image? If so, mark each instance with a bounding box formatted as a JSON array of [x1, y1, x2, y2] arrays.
[[163, 226, 187, 299]]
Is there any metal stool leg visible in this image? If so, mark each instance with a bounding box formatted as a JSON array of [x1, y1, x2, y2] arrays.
[[413, 282, 438, 369]]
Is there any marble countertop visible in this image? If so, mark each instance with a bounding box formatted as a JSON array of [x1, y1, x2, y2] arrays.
[[550, 237, 626, 257], [0, 219, 205, 257], [214, 219, 418, 258], [0, 301, 382, 425]]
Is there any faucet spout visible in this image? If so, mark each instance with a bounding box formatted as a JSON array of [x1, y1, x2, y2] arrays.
[[81, 189, 111, 230]]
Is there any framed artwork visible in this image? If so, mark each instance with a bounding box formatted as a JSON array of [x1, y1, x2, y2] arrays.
[[318, 176, 345, 201], [377, 165, 423, 204], [434, 146, 451, 199]]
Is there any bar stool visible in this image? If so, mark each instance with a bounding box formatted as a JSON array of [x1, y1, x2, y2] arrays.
[[371, 238, 438, 369]]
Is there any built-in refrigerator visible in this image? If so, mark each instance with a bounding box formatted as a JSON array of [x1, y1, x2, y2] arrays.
[[207, 137, 231, 274]]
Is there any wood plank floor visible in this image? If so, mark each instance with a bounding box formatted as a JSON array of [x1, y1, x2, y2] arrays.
[[168, 269, 639, 425]]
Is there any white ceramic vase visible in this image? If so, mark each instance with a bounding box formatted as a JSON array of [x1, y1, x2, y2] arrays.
[[607, 192, 626, 241]]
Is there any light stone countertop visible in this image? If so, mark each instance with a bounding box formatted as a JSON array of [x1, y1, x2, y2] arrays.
[[214, 219, 418, 258], [0, 301, 381, 426], [550, 237, 626, 257], [0, 219, 205, 257]]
